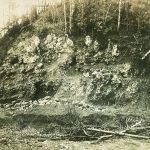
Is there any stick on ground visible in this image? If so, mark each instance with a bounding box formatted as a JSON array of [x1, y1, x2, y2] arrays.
[[87, 128, 150, 140]]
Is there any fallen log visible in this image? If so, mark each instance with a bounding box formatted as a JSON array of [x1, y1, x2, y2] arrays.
[[131, 119, 142, 128], [122, 126, 150, 134], [91, 135, 113, 144], [128, 126, 150, 131], [118, 133, 150, 139], [87, 128, 150, 139], [142, 50, 150, 60], [87, 128, 115, 134]]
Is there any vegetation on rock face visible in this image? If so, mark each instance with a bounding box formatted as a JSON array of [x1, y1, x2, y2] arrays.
[[0, 0, 150, 107]]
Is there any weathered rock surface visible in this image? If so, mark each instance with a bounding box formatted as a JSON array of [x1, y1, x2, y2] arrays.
[[0, 33, 150, 112]]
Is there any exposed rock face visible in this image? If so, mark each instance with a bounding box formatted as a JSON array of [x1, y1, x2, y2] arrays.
[[81, 67, 136, 105], [0, 34, 70, 104], [0, 34, 149, 110]]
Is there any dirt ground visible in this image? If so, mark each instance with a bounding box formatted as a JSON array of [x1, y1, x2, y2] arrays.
[[0, 128, 150, 150], [1, 138, 150, 150], [1, 105, 150, 150]]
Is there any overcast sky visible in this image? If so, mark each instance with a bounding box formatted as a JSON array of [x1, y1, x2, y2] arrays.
[[0, 0, 61, 28]]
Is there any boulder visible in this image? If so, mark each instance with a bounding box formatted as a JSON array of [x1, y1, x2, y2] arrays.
[[119, 63, 131, 77], [112, 44, 119, 57], [85, 35, 92, 47]]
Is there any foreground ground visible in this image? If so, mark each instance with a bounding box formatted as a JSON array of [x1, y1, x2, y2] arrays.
[[1, 127, 150, 150], [1, 104, 150, 150], [1, 132, 150, 150]]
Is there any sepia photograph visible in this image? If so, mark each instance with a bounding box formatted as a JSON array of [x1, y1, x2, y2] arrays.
[[0, 0, 150, 149]]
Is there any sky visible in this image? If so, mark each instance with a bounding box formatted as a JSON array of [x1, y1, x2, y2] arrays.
[[0, 0, 61, 28]]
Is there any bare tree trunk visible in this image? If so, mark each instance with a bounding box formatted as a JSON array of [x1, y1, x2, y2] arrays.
[[138, 17, 140, 31], [63, 0, 67, 33], [41, 0, 44, 11], [69, 0, 72, 33], [117, 0, 122, 31], [3, 9, 5, 27], [81, 2, 84, 19], [44, 0, 47, 11], [50, 3, 54, 24], [55, 4, 62, 23], [70, 0, 75, 33], [126, 0, 129, 31], [104, 2, 112, 24], [52, 5, 56, 23]]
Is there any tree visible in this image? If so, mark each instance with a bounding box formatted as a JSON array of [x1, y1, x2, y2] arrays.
[[69, 0, 74, 33], [30, 6, 38, 22], [117, 0, 122, 31], [63, 0, 67, 33]]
